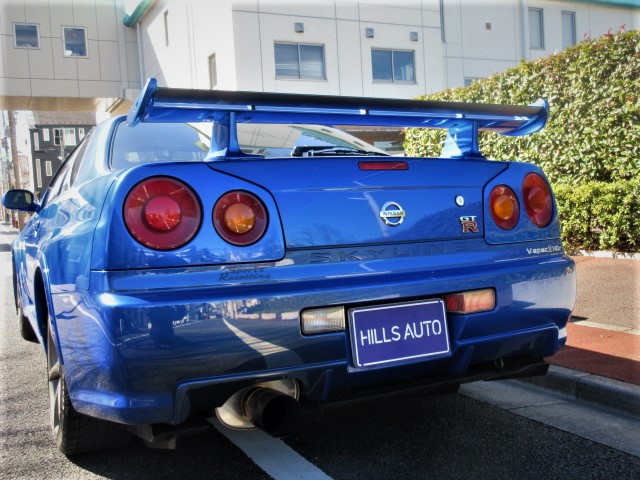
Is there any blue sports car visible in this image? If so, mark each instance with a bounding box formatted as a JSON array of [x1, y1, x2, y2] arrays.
[[3, 79, 576, 455]]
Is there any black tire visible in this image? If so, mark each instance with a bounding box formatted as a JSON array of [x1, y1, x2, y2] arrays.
[[18, 295, 38, 343], [12, 262, 37, 342], [47, 322, 131, 455]]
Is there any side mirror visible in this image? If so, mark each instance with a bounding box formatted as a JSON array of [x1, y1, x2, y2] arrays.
[[2, 189, 38, 212]]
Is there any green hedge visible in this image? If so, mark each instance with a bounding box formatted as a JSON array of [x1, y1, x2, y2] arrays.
[[404, 29, 640, 251], [555, 180, 640, 252]]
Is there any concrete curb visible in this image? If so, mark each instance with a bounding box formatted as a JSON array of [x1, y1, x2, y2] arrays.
[[571, 250, 640, 260], [517, 365, 640, 419]]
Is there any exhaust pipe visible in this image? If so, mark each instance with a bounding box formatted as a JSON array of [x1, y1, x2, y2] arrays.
[[215, 379, 301, 437], [242, 387, 301, 438]]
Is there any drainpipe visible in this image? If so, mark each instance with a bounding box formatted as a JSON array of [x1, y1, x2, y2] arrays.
[[521, 0, 528, 61], [123, 0, 156, 85]]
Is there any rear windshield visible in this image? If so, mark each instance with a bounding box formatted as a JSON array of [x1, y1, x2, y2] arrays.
[[111, 121, 385, 169]]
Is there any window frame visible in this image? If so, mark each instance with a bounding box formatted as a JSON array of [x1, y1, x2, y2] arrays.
[[371, 48, 416, 84], [528, 7, 545, 50], [35, 159, 43, 189], [53, 128, 63, 146], [63, 128, 77, 146], [14, 23, 41, 49], [209, 53, 218, 89], [274, 42, 326, 80], [561, 11, 576, 49], [62, 26, 88, 58]]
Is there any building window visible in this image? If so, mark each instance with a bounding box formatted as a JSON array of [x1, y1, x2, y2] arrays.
[[209, 54, 218, 89], [36, 159, 43, 188], [274, 43, 326, 80], [78, 128, 85, 140], [53, 128, 63, 146], [33, 132, 40, 151], [528, 8, 544, 49], [14, 23, 40, 48], [45, 161, 53, 177], [562, 11, 576, 48], [464, 77, 483, 87], [64, 128, 76, 146], [372, 49, 415, 82], [63, 27, 88, 57], [42, 128, 50, 142], [164, 11, 170, 46]]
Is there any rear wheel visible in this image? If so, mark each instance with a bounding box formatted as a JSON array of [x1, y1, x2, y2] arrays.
[[13, 263, 37, 342], [46, 323, 131, 455], [17, 295, 37, 342]]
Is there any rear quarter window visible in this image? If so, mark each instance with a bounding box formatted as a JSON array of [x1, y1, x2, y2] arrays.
[[111, 122, 210, 169]]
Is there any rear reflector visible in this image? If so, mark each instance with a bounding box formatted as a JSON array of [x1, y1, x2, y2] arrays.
[[359, 161, 408, 171], [444, 289, 495, 314], [301, 306, 345, 334]]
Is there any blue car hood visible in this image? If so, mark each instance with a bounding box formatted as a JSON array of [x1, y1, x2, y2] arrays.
[[210, 157, 507, 248]]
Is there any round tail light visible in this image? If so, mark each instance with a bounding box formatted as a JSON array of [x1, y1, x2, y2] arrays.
[[490, 185, 520, 230], [213, 191, 268, 246], [522, 173, 553, 227], [124, 177, 201, 250]]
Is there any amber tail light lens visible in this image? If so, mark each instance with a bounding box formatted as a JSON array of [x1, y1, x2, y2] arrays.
[[522, 173, 553, 227], [490, 185, 520, 230], [213, 191, 268, 246], [124, 177, 202, 250]]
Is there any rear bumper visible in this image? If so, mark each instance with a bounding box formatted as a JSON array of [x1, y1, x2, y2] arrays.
[[52, 239, 576, 425]]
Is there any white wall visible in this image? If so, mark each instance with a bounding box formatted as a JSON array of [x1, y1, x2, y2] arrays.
[[0, 0, 139, 110], [527, 0, 637, 61]]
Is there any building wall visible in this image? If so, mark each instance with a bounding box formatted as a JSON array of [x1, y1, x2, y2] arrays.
[[135, 0, 638, 97], [0, 0, 140, 111]]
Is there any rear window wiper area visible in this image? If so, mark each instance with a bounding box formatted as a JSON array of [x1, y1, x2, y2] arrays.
[[291, 145, 389, 157]]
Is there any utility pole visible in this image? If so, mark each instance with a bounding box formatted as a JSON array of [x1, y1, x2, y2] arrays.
[[8, 111, 25, 231]]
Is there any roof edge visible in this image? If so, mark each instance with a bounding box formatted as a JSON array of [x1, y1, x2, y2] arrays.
[[573, 0, 640, 9], [123, 0, 157, 28]]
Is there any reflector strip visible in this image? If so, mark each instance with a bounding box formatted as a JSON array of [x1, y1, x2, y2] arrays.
[[358, 161, 409, 171], [444, 289, 495, 314]]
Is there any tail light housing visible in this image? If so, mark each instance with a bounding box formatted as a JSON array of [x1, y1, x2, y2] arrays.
[[213, 191, 268, 246], [124, 177, 201, 250], [490, 185, 520, 230], [522, 173, 553, 227]]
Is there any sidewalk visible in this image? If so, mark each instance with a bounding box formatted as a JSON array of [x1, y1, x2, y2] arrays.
[[1, 221, 638, 417], [519, 255, 640, 418]]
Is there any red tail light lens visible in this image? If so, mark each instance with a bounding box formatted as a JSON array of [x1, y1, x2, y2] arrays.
[[213, 191, 268, 246], [522, 173, 553, 227], [490, 185, 520, 230], [124, 177, 201, 250]]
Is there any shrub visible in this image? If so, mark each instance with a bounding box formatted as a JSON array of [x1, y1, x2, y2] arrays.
[[555, 180, 640, 252], [404, 29, 640, 251]]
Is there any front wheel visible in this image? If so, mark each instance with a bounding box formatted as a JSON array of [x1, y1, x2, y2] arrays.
[[46, 323, 131, 455]]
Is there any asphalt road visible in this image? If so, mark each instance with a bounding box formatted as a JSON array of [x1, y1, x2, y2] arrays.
[[2, 247, 640, 479]]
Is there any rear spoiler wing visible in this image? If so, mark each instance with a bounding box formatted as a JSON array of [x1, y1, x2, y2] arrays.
[[127, 78, 548, 159]]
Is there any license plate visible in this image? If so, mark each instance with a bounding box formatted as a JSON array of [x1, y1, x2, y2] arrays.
[[349, 299, 450, 369]]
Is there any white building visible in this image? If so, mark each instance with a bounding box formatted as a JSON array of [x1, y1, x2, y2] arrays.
[[0, 0, 140, 113], [0, 0, 638, 112], [131, 0, 640, 98]]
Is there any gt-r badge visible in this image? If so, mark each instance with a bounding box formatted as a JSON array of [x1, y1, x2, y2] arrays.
[[380, 202, 406, 226], [460, 216, 478, 233]]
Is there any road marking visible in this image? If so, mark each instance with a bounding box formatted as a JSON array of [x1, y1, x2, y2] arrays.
[[211, 419, 333, 480]]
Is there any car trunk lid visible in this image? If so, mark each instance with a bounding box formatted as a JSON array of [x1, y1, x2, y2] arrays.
[[209, 158, 507, 248]]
